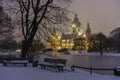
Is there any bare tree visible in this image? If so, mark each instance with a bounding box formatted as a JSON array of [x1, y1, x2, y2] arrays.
[[110, 27, 120, 52], [0, 5, 13, 41], [9, 0, 71, 58]]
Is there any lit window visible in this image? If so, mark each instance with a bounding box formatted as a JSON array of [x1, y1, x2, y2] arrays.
[[67, 40, 69, 42], [78, 31, 82, 35], [62, 40, 65, 42]]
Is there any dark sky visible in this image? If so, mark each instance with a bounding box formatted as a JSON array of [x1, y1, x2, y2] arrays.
[[69, 0, 120, 35], [2, 0, 120, 36]]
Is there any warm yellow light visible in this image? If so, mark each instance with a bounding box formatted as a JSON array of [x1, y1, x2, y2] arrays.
[[58, 36, 61, 40], [67, 39, 69, 42], [83, 34, 86, 37], [62, 44, 65, 46], [62, 40, 65, 42], [78, 32, 82, 35], [72, 24, 76, 28], [57, 46, 61, 50], [71, 43, 74, 46]]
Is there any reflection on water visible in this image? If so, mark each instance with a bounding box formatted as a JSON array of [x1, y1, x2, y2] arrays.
[[58, 54, 120, 75]]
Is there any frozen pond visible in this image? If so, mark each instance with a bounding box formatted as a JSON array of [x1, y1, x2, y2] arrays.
[[57, 53, 120, 75]]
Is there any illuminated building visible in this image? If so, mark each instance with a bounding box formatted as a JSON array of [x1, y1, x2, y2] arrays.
[[47, 14, 91, 51], [47, 28, 61, 50]]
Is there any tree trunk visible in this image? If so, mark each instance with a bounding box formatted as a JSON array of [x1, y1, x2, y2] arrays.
[[21, 22, 38, 58], [21, 41, 29, 58], [21, 36, 34, 58]]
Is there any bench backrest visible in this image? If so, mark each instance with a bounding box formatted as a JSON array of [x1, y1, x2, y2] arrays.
[[44, 58, 67, 66]]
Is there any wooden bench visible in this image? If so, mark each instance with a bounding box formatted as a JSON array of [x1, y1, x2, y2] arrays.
[[3, 60, 29, 67], [114, 66, 120, 76], [39, 58, 67, 71]]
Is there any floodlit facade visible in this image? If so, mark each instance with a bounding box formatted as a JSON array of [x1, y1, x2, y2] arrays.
[[47, 14, 91, 51]]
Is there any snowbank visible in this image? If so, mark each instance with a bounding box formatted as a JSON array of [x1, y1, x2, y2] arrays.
[[0, 65, 120, 80]]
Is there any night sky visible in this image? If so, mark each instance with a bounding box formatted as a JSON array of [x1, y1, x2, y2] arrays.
[[69, 0, 120, 35], [2, 0, 120, 36]]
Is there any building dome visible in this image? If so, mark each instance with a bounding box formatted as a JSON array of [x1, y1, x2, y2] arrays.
[[71, 14, 83, 35], [72, 14, 81, 27]]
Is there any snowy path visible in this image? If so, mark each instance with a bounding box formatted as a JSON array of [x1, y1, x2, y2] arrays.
[[0, 65, 120, 80]]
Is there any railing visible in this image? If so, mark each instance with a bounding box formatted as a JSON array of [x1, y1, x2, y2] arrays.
[[71, 65, 115, 75]]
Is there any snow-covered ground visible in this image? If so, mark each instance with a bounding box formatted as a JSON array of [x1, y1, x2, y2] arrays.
[[1, 51, 120, 80], [0, 64, 120, 80], [0, 51, 21, 58], [72, 52, 120, 57]]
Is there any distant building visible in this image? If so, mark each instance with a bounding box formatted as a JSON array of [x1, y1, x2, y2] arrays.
[[47, 14, 91, 51]]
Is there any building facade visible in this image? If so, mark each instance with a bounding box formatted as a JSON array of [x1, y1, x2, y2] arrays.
[[47, 14, 91, 51]]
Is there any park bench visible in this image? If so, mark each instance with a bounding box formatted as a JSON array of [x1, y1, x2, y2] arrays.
[[114, 66, 120, 76], [3, 59, 29, 67], [39, 58, 67, 71]]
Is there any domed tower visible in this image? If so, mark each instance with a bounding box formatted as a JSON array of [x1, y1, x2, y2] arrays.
[[71, 14, 83, 36]]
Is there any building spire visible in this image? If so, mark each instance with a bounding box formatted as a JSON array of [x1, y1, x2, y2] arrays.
[[72, 13, 81, 27], [86, 22, 91, 34], [75, 13, 77, 17]]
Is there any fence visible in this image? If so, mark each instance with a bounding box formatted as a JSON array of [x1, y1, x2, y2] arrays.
[[71, 65, 115, 75]]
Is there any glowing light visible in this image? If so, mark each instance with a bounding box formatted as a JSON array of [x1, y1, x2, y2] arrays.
[[62, 40, 65, 42], [16, 49, 21, 52], [83, 34, 86, 37], [78, 31, 82, 35], [58, 36, 61, 40], [67, 39, 69, 42], [71, 43, 74, 46], [72, 24, 76, 28]]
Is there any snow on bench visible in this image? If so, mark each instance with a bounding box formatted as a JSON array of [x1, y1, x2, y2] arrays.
[[39, 58, 67, 71], [3, 60, 29, 67]]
